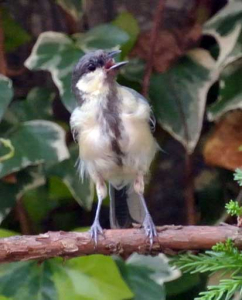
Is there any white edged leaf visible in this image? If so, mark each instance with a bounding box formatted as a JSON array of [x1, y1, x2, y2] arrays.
[[0, 166, 45, 223], [0, 75, 13, 122], [24, 32, 84, 112], [204, 1, 242, 66], [75, 24, 130, 52], [126, 253, 181, 285], [208, 62, 242, 120], [56, 0, 82, 21], [10, 87, 55, 122], [202, 1, 242, 121], [0, 120, 69, 178], [47, 145, 94, 210], [150, 49, 217, 153], [115, 254, 169, 300]]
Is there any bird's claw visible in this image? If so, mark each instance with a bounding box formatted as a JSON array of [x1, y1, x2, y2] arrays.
[[89, 220, 103, 247], [143, 214, 157, 247]]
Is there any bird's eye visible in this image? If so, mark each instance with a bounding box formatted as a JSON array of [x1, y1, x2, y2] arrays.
[[87, 63, 96, 72]]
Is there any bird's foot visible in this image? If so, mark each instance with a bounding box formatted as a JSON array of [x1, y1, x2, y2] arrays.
[[143, 213, 157, 246], [89, 220, 103, 247]]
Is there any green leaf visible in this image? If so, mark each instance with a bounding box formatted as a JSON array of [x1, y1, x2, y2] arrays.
[[0, 229, 17, 238], [126, 253, 180, 285], [208, 63, 242, 120], [115, 254, 179, 300], [165, 273, 201, 297], [116, 260, 164, 300], [0, 257, 132, 300], [0, 121, 69, 178], [56, 0, 82, 21], [113, 12, 139, 57], [0, 166, 45, 222], [121, 58, 145, 83], [25, 32, 83, 112], [2, 8, 30, 52], [0, 76, 13, 122], [10, 88, 55, 122], [53, 255, 133, 300], [47, 145, 94, 210], [149, 49, 217, 153], [23, 184, 58, 225], [0, 261, 58, 300], [0, 296, 12, 300], [76, 24, 130, 51]]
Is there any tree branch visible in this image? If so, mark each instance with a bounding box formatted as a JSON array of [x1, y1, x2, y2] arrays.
[[0, 225, 242, 263]]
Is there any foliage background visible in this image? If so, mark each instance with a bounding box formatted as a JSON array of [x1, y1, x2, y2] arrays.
[[0, 0, 242, 299]]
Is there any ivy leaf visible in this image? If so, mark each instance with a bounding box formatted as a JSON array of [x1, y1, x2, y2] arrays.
[[203, 0, 242, 121], [0, 120, 69, 178], [0, 166, 45, 223], [126, 253, 180, 285], [56, 0, 82, 21], [116, 258, 164, 300], [10, 88, 55, 122], [0, 261, 58, 300], [0, 256, 132, 300], [2, 8, 30, 53], [0, 139, 14, 163], [208, 63, 242, 120], [121, 58, 145, 83], [25, 32, 83, 112], [52, 255, 133, 300], [203, 0, 242, 66], [0, 75, 13, 122], [75, 24, 130, 51], [115, 254, 179, 300], [113, 12, 140, 57], [47, 145, 94, 210], [149, 49, 217, 153]]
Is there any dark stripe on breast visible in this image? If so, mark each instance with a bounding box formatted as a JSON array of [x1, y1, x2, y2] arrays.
[[101, 84, 124, 166]]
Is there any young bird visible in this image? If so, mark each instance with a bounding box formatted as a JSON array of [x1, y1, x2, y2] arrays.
[[70, 49, 158, 245]]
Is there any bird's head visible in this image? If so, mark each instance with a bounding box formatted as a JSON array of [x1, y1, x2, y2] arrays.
[[72, 49, 127, 96]]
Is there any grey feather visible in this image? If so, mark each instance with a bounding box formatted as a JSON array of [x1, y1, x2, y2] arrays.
[[109, 183, 145, 229]]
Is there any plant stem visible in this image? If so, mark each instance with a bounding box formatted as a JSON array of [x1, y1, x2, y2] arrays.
[[142, 0, 165, 97], [0, 6, 7, 75]]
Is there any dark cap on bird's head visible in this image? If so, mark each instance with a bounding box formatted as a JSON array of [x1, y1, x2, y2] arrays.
[[72, 49, 127, 83]]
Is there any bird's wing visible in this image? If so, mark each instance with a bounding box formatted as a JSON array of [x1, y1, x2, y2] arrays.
[[119, 86, 156, 133]]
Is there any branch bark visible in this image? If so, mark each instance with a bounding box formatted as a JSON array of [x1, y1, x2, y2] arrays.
[[0, 225, 242, 263]]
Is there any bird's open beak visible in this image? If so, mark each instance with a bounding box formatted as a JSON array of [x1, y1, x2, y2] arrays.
[[108, 50, 121, 58], [106, 50, 128, 71], [107, 61, 128, 70]]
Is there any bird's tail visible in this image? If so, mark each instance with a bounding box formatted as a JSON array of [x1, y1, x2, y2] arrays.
[[109, 183, 145, 229]]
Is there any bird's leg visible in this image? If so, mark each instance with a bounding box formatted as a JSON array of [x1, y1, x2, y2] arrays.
[[134, 174, 157, 245], [90, 180, 107, 246]]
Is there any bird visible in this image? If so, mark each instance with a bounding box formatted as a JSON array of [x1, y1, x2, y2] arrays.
[[70, 49, 158, 246]]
